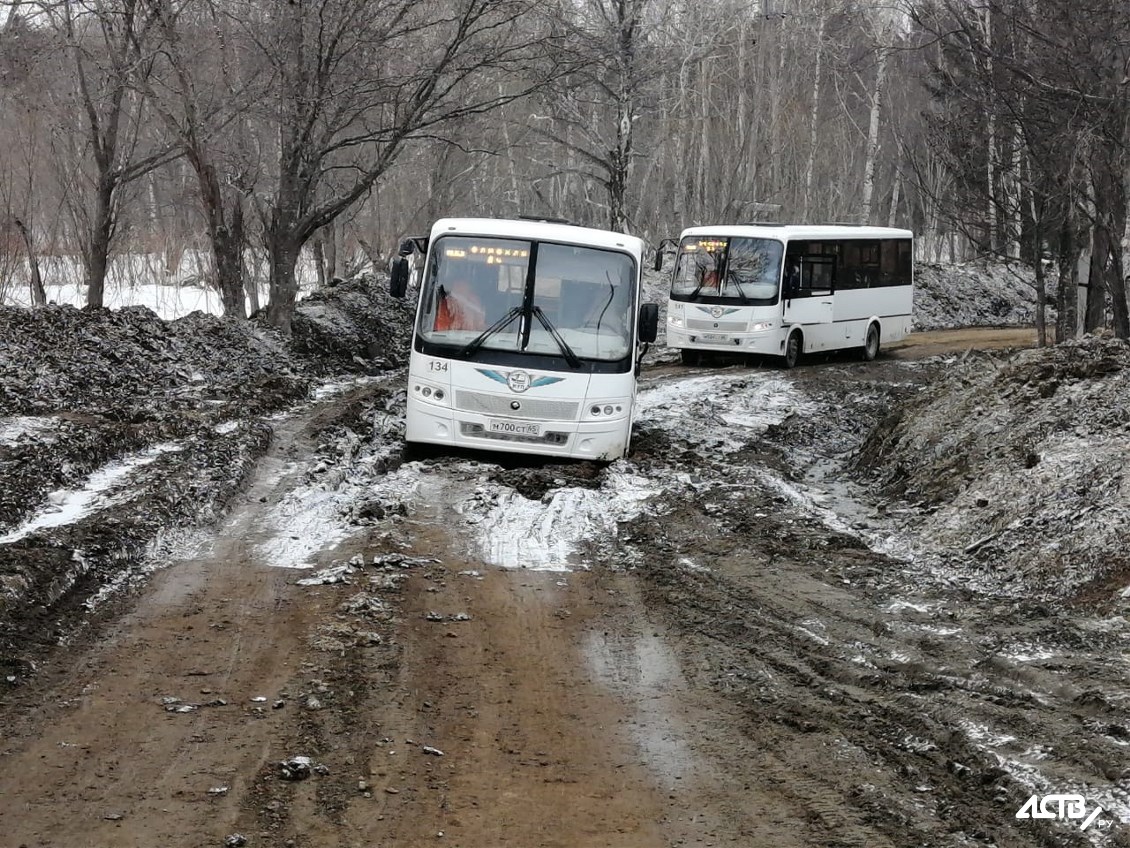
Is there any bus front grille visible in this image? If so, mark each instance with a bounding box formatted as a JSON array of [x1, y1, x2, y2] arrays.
[[455, 390, 579, 421], [686, 319, 748, 332]]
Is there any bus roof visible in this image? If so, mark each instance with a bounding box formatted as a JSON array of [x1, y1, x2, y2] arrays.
[[429, 217, 645, 256], [679, 223, 914, 241]]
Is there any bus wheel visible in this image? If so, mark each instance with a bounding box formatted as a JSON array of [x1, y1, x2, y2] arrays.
[[862, 323, 880, 361], [680, 349, 701, 366], [783, 332, 803, 369]]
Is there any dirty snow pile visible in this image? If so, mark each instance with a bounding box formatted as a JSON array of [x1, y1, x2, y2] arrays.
[[289, 275, 413, 367], [0, 273, 413, 676], [854, 335, 1130, 603], [913, 260, 1050, 331]]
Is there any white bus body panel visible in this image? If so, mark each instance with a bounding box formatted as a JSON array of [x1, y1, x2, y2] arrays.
[[406, 357, 637, 460]]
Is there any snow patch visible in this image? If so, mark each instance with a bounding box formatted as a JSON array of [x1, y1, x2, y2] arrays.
[[0, 443, 183, 544], [0, 415, 60, 446], [461, 470, 657, 571], [257, 484, 355, 569], [637, 373, 809, 449], [258, 462, 419, 570]]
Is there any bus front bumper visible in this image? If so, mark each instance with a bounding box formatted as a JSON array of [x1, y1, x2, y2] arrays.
[[406, 403, 631, 461], [667, 325, 782, 356]]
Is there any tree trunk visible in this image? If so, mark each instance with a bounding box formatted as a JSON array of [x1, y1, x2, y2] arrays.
[[1006, 123, 1022, 258], [324, 222, 338, 281], [982, 7, 997, 253], [887, 164, 902, 228], [1033, 222, 1047, 346], [84, 175, 116, 309], [1056, 218, 1079, 341], [859, 28, 889, 225], [189, 145, 247, 319], [1023, 148, 1047, 346], [802, 16, 827, 222], [312, 235, 327, 287], [1084, 226, 1107, 333], [14, 217, 45, 306], [265, 233, 301, 332], [214, 201, 246, 320]]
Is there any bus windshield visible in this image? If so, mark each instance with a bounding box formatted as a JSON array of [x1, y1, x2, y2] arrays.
[[418, 236, 636, 362], [671, 236, 783, 304]]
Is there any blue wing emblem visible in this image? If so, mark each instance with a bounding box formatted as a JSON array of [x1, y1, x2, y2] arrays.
[[475, 369, 564, 390], [476, 369, 509, 384]]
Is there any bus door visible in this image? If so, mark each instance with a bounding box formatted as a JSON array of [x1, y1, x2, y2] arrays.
[[782, 256, 835, 344]]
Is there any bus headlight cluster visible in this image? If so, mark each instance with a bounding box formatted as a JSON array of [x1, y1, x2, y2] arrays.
[[413, 383, 449, 404], [589, 403, 623, 417], [749, 321, 773, 332], [669, 316, 685, 328]]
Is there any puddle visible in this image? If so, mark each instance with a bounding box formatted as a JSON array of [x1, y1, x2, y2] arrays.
[[583, 628, 696, 785]]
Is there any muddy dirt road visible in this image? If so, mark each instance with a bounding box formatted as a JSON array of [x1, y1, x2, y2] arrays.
[[2, 329, 1127, 847]]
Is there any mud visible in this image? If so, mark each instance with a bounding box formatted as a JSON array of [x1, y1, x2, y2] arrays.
[[2, 328, 1128, 847]]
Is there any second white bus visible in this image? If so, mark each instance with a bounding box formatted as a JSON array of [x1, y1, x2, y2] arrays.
[[657, 224, 914, 367]]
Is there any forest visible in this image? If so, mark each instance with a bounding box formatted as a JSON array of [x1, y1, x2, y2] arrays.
[[0, 0, 1127, 340]]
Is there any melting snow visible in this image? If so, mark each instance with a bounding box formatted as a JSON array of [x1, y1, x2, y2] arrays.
[[461, 471, 657, 571], [258, 485, 358, 569], [0, 415, 60, 446], [0, 443, 182, 544], [637, 373, 809, 449], [258, 462, 420, 570]]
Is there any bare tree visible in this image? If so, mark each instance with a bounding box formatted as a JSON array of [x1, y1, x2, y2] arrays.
[[36, 0, 174, 308], [135, 0, 263, 318], [531, 0, 671, 233], [914, 0, 1130, 340], [234, 0, 556, 332]]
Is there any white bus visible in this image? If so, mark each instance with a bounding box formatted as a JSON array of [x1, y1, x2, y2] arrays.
[[390, 217, 659, 461], [657, 224, 914, 367]]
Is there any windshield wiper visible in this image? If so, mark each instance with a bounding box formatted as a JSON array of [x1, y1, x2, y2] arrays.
[[532, 306, 581, 369], [459, 306, 522, 357], [727, 274, 751, 302]]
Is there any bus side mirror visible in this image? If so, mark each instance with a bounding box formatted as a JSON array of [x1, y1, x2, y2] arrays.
[[653, 238, 676, 272], [638, 302, 659, 344], [390, 257, 409, 298]]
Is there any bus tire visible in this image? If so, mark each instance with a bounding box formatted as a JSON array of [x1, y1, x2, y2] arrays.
[[783, 331, 803, 369], [862, 322, 880, 361], [680, 349, 701, 366]]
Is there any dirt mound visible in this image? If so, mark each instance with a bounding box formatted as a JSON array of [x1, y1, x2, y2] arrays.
[[913, 260, 1051, 331], [290, 273, 414, 367], [0, 275, 413, 679], [853, 335, 1130, 604]]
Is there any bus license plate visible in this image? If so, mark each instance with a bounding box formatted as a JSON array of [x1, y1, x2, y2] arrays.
[[700, 333, 729, 342], [487, 419, 542, 437]]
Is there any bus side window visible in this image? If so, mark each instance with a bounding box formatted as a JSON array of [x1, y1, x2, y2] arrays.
[[784, 257, 802, 297]]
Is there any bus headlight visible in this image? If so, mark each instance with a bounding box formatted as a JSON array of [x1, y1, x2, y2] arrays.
[[587, 401, 626, 418], [749, 321, 773, 332], [669, 316, 685, 328], [412, 380, 451, 406]]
